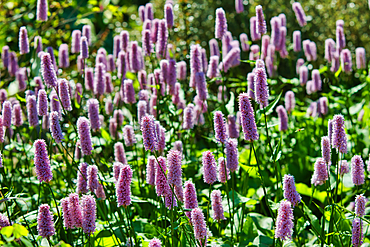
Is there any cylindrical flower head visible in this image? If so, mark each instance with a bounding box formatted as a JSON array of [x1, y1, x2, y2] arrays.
[[36, 0, 48, 21], [177, 61, 187, 80], [332, 54, 340, 73], [2, 46, 9, 69], [87, 99, 100, 131], [19, 27, 30, 54], [332, 114, 347, 154], [87, 165, 99, 191], [275, 200, 294, 240], [292, 31, 301, 52], [16, 68, 27, 92], [202, 151, 217, 184], [61, 197, 74, 229], [321, 136, 331, 164], [94, 63, 106, 96], [142, 29, 153, 56], [284, 91, 295, 113], [77, 117, 93, 156], [184, 181, 198, 219], [138, 5, 145, 22], [165, 4, 174, 28], [114, 109, 124, 127], [352, 218, 364, 247], [183, 104, 195, 130], [238, 93, 259, 141], [75, 83, 82, 104], [292, 2, 307, 27], [12, 104, 23, 127], [309, 41, 317, 61], [168, 59, 177, 94], [355, 194, 366, 217], [195, 72, 208, 101], [37, 89, 48, 116], [113, 162, 123, 182], [214, 111, 228, 144], [276, 105, 288, 131], [41, 53, 58, 87], [311, 158, 328, 186], [299, 66, 308, 86], [2, 101, 12, 128], [155, 156, 170, 197], [77, 162, 89, 194], [146, 156, 156, 185], [96, 183, 106, 200], [71, 30, 81, 54], [355, 47, 366, 69], [58, 79, 72, 111], [336, 25, 346, 51], [8, 51, 18, 77], [116, 164, 133, 207], [59, 44, 70, 68], [341, 49, 352, 73], [227, 115, 239, 139], [211, 190, 226, 221], [339, 160, 349, 176], [69, 193, 83, 228], [325, 38, 335, 62], [84, 67, 94, 91], [37, 204, 55, 238], [319, 97, 328, 116], [279, 27, 288, 58], [225, 139, 239, 172], [141, 115, 157, 152], [156, 20, 168, 58], [114, 142, 127, 164], [34, 139, 53, 182], [122, 125, 136, 146], [270, 17, 281, 50], [34, 36, 43, 54], [239, 33, 250, 52], [149, 238, 162, 247], [260, 35, 270, 60], [209, 38, 220, 57], [235, 0, 244, 13], [296, 58, 304, 74], [352, 155, 365, 186], [81, 195, 96, 235], [246, 72, 255, 99], [145, 3, 154, 20], [201, 48, 208, 73], [107, 55, 115, 72], [167, 150, 183, 187], [123, 79, 136, 104], [27, 95, 39, 127], [311, 69, 321, 92], [255, 5, 266, 34], [50, 111, 64, 143], [156, 124, 166, 152], [215, 8, 227, 39], [0, 118, 4, 143], [218, 157, 230, 183], [222, 47, 241, 72], [80, 36, 89, 59], [254, 68, 269, 107], [82, 25, 92, 46], [191, 208, 207, 243], [283, 174, 301, 207]]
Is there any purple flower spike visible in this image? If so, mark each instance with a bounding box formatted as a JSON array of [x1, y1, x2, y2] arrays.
[[239, 33, 249, 52], [355, 47, 366, 69], [184, 181, 198, 219], [59, 44, 70, 68], [321, 136, 331, 164], [141, 115, 157, 152], [87, 165, 99, 191], [36, 89, 48, 116], [124, 79, 136, 104], [116, 165, 133, 207], [275, 200, 294, 240], [255, 5, 267, 35], [195, 72, 208, 101], [50, 111, 64, 143], [27, 95, 39, 127], [215, 8, 227, 39], [225, 139, 239, 172], [77, 117, 93, 156], [145, 3, 154, 20], [155, 156, 170, 197], [69, 193, 83, 228], [2, 46, 9, 69], [2, 101, 12, 128], [149, 238, 162, 247], [37, 204, 55, 238], [209, 38, 220, 57], [12, 104, 23, 127], [214, 111, 228, 144], [293, 31, 301, 52], [122, 125, 136, 146], [254, 67, 269, 107], [183, 104, 195, 130], [285, 91, 295, 113], [71, 30, 81, 54], [146, 156, 156, 185], [114, 142, 127, 165], [311, 158, 328, 186], [336, 25, 346, 51], [138, 5, 145, 22], [34, 36, 43, 54], [292, 2, 307, 27], [142, 29, 153, 56], [235, 0, 244, 13], [191, 208, 207, 244], [352, 155, 365, 186], [332, 115, 347, 154], [19, 27, 30, 54], [94, 63, 106, 96], [222, 47, 241, 72], [341, 49, 352, 73], [156, 20, 168, 59], [77, 163, 89, 194], [36, 0, 48, 21], [34, 139, 53, 182], [299, 66, 308, 86], [41, 53, 58, 88], [352, 218, 364, 247], [238, 93, 259, 141], [58, 79, 72, 111], [227, 115, 239, 139], [355, 194, 366, 217], [81, 195, 96, 235], [218, 157, 230, 183], [61, 197, 73, 229], [167, 150, 182, 187], [211, 190, 226, 221], [250, 17, 261, 41], [283, 174, 301, 207], [87, 99, 100, 131], [202, 151, 217, 185], [276, 105, 288, 131], [165, 4, 174, 28], [16, 68, 27, 92]]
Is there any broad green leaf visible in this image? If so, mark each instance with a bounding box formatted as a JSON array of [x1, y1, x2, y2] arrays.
[[226, 91, 235, 115], [335, 66, 342, 77], [295, 183, 327, 203], [0, 225, 13, 238], [12, 224, 29, 239]]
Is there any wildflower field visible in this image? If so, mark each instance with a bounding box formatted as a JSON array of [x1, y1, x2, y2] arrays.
[[1, 0, 370, 246]]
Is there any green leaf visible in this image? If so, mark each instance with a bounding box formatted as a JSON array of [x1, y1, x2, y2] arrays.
[[295, 183, 327, 203], [240, 59, 256, 65], [348, 82, 367, 95], [319, 66, 328, 74], [256, 91, 282, 122], [335, 65, 342, 77], [101, 128, 112, 142], [12, 224, 29, 239], [15, 94, 26, 103], [0, 225, 13, 238], [226, 91, 235, 115]]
